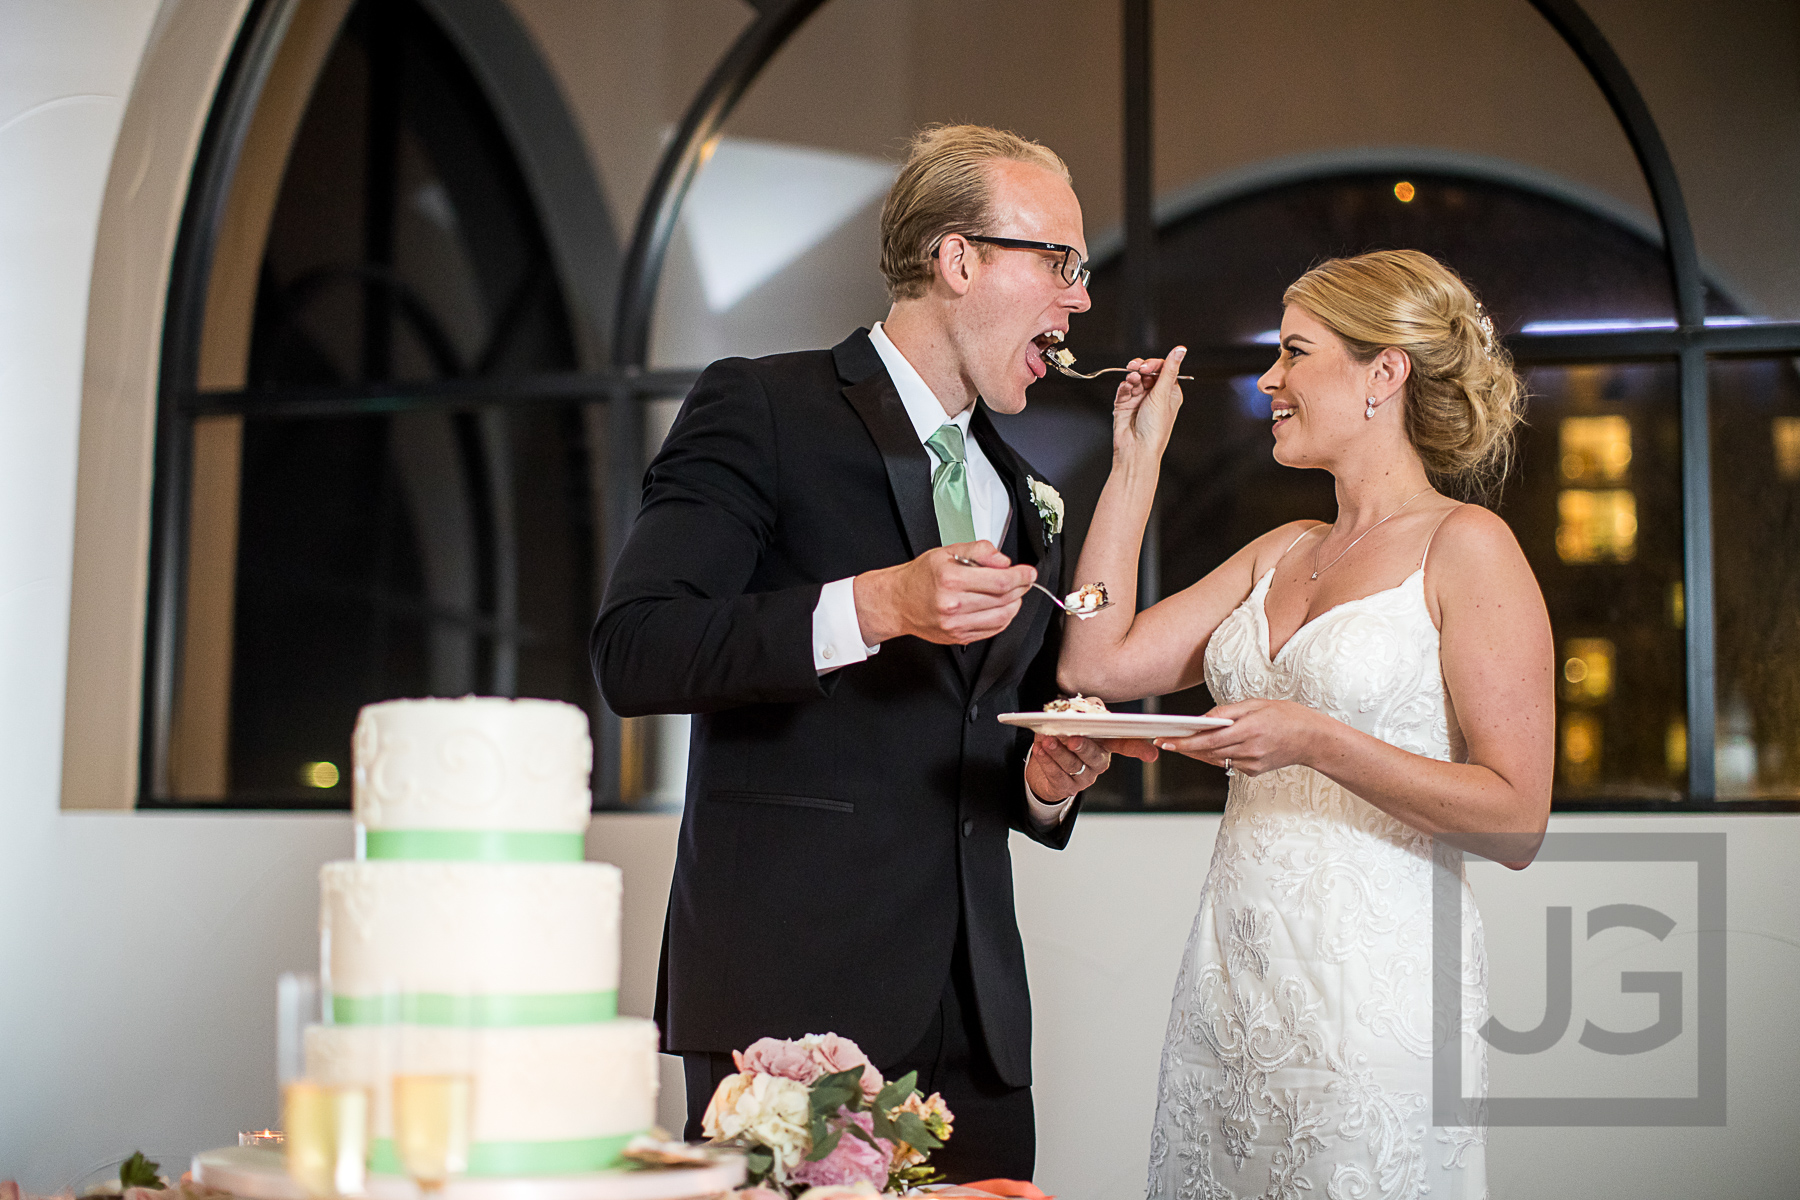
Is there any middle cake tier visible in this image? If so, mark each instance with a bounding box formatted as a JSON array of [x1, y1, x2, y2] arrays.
[[322, 861, 620, 1014]]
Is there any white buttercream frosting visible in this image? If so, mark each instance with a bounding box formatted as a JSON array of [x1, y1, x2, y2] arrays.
[[314, 698, 655, 1171], [305, 1019, 659, 1142], [352, 697, 592, 832], [321, 861, 621, 997]]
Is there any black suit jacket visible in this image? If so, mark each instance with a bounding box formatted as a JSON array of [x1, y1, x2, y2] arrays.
[[592, 329, 1077, 1087]]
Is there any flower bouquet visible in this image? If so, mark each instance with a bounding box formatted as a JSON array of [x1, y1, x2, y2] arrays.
[[703, 1033, 953, 1197]]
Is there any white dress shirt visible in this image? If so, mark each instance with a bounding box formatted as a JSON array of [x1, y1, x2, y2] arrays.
[[810, 323, 1072, 824]]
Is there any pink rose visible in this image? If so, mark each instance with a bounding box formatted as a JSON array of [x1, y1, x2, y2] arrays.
[[727, 1190, 785, 1200], [790, 1110, 893, 1191], [804, 1033, 884, 1101], [733, 1037, 821, 1084]]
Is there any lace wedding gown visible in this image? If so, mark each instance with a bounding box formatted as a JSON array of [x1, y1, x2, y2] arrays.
[[1147, 558, 1489, 1200]]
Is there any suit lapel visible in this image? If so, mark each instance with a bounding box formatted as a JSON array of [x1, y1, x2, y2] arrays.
[[969, 407, 1063, 702], [833, 331, 1062, 701], [839, 348, 938, 561]]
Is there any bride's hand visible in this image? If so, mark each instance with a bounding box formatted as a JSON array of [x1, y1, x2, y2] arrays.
[[1113, 345, 1186, 464], [1150, 698, 1330, 777]]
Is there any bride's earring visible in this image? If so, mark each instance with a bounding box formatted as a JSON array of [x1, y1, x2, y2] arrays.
[[1364, 397, 1377, 420]]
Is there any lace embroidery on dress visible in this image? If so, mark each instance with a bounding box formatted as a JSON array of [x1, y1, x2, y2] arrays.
[[1147, 565, 1488, 1200]]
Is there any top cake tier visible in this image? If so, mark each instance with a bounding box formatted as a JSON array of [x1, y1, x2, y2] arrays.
[[353, 698, 591, 841]]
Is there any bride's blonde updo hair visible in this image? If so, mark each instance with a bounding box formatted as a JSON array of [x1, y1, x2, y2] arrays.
[[1284, 249, 1524, 501]]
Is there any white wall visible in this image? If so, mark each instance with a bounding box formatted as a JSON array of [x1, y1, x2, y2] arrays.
[[10, 804, 1800, 1193]]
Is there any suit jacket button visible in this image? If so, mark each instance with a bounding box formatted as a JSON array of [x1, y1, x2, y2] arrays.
[[962, 819, 974, 838], [966, 704, 978, 724]]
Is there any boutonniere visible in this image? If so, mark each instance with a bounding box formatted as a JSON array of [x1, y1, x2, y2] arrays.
[[1026, 476, 1064, 545]]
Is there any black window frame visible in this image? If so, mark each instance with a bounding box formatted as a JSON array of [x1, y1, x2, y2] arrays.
[[143, 0, 1800, 812]]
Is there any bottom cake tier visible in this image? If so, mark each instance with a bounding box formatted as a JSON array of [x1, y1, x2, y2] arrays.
[[305, 1018, 659, 1175]]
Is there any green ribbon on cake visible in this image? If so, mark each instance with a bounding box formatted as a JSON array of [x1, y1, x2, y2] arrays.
[[362, 829, 585, 862], [334, 991, 618, 1026], [370, 1132, 642, 1176]]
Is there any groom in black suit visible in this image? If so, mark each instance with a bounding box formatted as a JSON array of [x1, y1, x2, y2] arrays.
[[592, 125, 1144, 1180]]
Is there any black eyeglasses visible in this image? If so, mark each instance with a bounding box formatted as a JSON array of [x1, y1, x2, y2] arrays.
[[962, 235, 1092, 289]]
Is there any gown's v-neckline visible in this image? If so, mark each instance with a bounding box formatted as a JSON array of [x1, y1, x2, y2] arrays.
[[1254, 565, 1426, 663]]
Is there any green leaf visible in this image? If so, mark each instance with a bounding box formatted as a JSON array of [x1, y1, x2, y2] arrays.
[[808, 1066, 865, 1119], [894, 1110, 943, 1152], [804, 1125, 845, 1162], [894, 1163, 946, 1191], [745, 1146, 774, 1183], [874, 1070, 918, 1112], [870, 1104, 899, 1142], [119, 1153, 161, 1189], [844, 1120, 879, 1148]]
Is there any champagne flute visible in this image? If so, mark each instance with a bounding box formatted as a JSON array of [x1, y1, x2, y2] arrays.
[[391, 998, 476, 1192], [278, 972, 370, 1197]]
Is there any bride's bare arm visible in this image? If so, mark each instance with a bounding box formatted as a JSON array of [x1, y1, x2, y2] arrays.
[[1163, 504, 1555, 866], [1056, 348, 1308, 701]]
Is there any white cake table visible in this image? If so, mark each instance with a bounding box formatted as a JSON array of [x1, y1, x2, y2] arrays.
[[192, 1146, 745, 1200]]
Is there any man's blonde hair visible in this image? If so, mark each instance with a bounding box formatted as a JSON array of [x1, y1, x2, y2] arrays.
[[879, 125, 1071, 302]]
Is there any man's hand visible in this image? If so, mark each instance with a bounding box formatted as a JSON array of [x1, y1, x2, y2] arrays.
[[853, 541, 1036, 646], [1026, 733, 1159, 803]]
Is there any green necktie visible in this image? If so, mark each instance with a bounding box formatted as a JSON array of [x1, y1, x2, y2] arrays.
[[925, 424, 977, 547]]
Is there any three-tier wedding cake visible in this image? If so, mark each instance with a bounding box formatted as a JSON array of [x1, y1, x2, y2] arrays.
[[303, 697, 658, 1176]]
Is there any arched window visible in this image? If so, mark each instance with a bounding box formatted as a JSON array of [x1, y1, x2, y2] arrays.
[[146, 0, 620, 805]]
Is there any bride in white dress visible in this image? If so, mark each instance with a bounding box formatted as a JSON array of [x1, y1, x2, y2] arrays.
[[1055, 250, 1554, 1199]]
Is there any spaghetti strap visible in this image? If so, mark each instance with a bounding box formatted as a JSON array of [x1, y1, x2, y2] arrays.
[[1419, 505, 1463, 574], [1283, 524, 1321, 556]]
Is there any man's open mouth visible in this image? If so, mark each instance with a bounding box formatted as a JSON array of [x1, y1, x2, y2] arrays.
[[1032, 329, 1074, 369]]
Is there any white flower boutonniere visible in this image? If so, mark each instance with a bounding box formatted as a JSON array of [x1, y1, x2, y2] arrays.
[[1027, 477, 1064, 545]]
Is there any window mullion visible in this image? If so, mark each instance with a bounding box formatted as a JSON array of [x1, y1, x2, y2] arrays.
[[1680, 344, 1716, 802]]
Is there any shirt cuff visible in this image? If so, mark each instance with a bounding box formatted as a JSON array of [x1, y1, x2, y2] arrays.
[[1023, 746, 1075, 828], [813, 576, 880, 674]]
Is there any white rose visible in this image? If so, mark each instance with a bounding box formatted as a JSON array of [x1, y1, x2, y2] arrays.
[[739, 1073, 813, 1180], [1027, 477, 1064, 536]]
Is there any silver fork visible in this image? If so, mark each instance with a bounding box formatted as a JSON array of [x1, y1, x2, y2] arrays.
[[952, 555, 1114, 618], [1042, 346, 1193, 382]]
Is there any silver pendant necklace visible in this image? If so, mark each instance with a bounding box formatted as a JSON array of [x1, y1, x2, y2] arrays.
[[1311, 487, 1432, 580]]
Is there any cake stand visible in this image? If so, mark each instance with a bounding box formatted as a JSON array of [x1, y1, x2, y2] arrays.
[[191, 1146, 745, 1200]]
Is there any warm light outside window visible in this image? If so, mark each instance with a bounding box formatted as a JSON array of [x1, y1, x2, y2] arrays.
[[1560, 415, 1633, 484], [1775, 416, 1800, 481], [1561, 638, 1616, 704], [1556, 489, 1639, 563], [1560, 712, 1604, 789], [1710, 360, 1800, 798]]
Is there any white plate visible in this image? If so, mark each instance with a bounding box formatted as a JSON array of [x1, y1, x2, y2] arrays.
[[192, 1146, 746, 1200], [998, 711, 1232, 739]]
